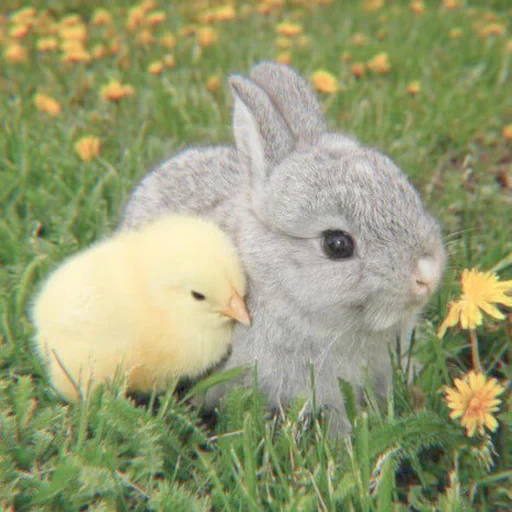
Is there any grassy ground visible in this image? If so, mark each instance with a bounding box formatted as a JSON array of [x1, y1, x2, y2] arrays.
[[1, 0, 511, 509]]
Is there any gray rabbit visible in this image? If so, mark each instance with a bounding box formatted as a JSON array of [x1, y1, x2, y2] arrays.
[[121, 62, 446, 432]]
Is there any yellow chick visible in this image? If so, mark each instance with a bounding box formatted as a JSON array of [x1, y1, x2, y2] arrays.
[[32, 215, 250, 401]]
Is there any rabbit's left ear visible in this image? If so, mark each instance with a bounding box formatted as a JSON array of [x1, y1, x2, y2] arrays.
[[229, 75, 294, 184]]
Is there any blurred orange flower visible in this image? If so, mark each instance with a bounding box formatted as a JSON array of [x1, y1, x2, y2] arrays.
[[10, 24, 30, 39], [480, 23, 505, 38], [11, 7, 37, 25], [127, 7, 146, 31], [410, 0, 425, 15], [59, 24, 88, 42], [136, 29, 155, 45], [351, 32, 368, 46], [276, 22, 303, 37], [37, 37, 58, 52], [503, 124, 512, 141], [160, 32, 177, 49], [148, 60, 163, 75], [276, 52, 292, 65], [311, 70, 338, 93], [450, 28, 463, 39], [4, 43, 28, 63], [406, 81, 421, 95], [34, 93, 62, 117], [163, 54, 176, 68], [350, 62, 366, 78], [101, 80, 135, 101], [91, 9, 113, 26], [276, 37, 293, 50], [60, 14, 82, 27], [147, 11, 167, 25], [364, 0, 384, 12], [442, 0, 461, 8], [216, 5, 236, 21], [367, 52, 391, 74], [206, 75, 221, 92], [92, 44, 107, 59], [197, 27, 218, 47], [75, 136, 101, 162], [62, 47, 91, 63]]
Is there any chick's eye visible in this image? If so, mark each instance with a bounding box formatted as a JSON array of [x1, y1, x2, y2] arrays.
[[191, 291, 206, 301], [322, 230, 355, 260]]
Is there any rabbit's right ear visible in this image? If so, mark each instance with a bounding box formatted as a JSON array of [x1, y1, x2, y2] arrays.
[[249, 61, 327, 145], [229, 75, 294, 184]]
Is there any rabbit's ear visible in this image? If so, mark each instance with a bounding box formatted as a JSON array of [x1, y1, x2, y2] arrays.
[[229, 75, 294, 182], [249, 61, 327, 145]]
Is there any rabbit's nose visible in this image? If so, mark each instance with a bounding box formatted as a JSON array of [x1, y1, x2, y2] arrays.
[[412, 256, 438, 297]]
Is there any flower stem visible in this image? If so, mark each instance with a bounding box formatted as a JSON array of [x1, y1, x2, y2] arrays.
[[469, 329, 481, 371]]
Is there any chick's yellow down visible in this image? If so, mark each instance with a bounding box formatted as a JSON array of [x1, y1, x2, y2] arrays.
[[32, 215, 250, 401]]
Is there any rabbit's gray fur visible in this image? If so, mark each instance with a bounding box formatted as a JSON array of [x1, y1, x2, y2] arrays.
[[121, 62, 445, 433]]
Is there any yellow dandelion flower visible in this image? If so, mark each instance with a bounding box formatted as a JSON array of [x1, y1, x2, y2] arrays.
[[364, 0, 384, 13], [197, 27, 217, 47], [109, 39, 122, 55], [147, 11, 167, 25], [410, 1, 425, 15], [101, 80, 135, 101], [179, 25, 197, 38], [438, 269, 512, 338], [91, 9, 113, 26], [480, 23, 506, 38], [351, 32, 368, 46], [92, 44, 107, 59], [311, 70, 338, 94], [276, 52, 292, 65], [4, 42, 28, 63], [350, 62, 366, 78], [126, 6, 146, 31], [62, 47, 91, 63], [11, 7, 37, 25], [140, 0, 157, 11], [198, 10, 216, 24], [206, 75, 221, 93], [148, 60, 163, 75], [75, 136, 101, 162], [37, 37, 58, 52], [10, 24, 30, 39], [136, 29, 155, 45], [367, 52, 391, 74], [276, 37, 293, 50], [450, 28, 463, 39], [163, 53, 176, 68], [215, 5, 236, 21], [442, 0, 461, 8], [276, 22, 303, 37], [34, 93, 61, 117], [406, 80, 421, 95], [503, 124, 512, 141], [376, 29, 387, 41], [341, 51, 352, 62], [160, 32, 177, 49], [59, 24, 87, 42], [445, 371, 506, 437], [60, 14, 82, 27]]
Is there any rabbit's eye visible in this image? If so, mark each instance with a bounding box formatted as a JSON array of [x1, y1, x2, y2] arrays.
[[191, 291, 206, 301], [322, 230, 355, 260]]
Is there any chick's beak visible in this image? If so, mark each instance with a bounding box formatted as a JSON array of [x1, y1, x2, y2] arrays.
[[222, 289, 251, 326]]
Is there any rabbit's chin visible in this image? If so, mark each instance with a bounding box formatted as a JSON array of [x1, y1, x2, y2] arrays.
[[360, 302, 422, 334]]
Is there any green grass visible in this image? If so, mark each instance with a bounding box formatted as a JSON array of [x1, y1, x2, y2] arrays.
[[1, 0, 511, 509]]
